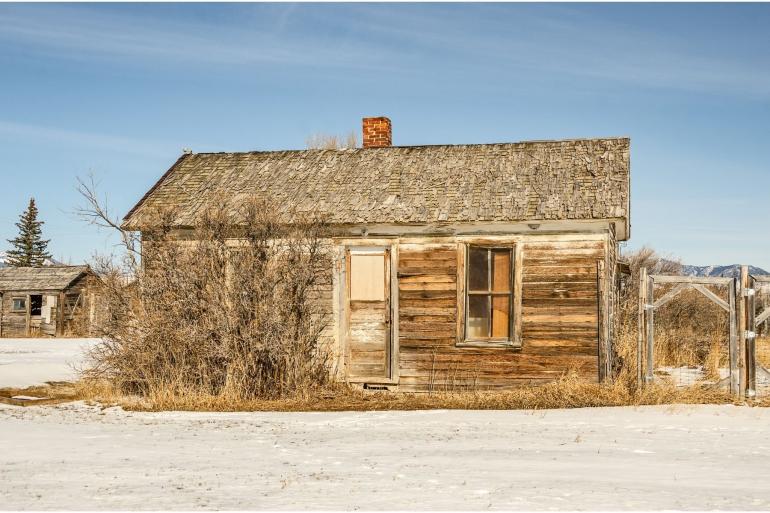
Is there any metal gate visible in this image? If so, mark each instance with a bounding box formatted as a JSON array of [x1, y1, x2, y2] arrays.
[[639, 265, 770, 399], [638, 268, 738, 395]]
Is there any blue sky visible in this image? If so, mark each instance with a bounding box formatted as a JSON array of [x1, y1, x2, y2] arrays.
[[1, 3, 769, 268]]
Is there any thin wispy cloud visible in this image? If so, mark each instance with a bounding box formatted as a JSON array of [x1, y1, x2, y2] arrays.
[[309, 4, 770, 99], [0, 120, 170, 158], [0, 4, 410, 72], [4, 3, 769, 98]]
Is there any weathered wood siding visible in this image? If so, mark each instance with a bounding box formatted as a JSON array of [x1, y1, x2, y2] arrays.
[[0, 274, 95, 338], [0, 290, 58, 337], [0, 291, 30, 337], [520, 239, 601, 382], [397, 243, 459, 390], [391, 235, 606, 391]]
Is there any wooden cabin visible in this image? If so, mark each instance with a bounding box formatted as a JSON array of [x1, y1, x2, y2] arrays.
[[122, 117, 630, 391], [0, 265, 98, 338]]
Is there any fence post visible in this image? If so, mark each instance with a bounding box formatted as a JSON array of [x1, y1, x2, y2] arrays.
[[745, 267, 756, 398], [637, 267, 647, 387], [729, 278, 739, 397], [646, 274, 655, 384], [738, 265, 749, 398]]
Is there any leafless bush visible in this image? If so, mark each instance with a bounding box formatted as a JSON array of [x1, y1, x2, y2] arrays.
[[78, 183, 333, 400], [306, 131, 358, 149]]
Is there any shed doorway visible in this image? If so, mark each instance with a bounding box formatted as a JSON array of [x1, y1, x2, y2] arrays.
[[27, 294, 43, 336], [346, 247, 392, 382]]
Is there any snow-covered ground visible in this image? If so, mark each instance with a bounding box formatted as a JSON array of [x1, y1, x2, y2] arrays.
[[0, 338, 99, 388], [1, 403, 769, 510]]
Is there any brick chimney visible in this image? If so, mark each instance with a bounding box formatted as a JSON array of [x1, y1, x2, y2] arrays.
[[362, 117, 392, 148]]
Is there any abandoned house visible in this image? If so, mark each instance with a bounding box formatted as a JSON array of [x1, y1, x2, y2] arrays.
[[122, 117, 630, 391], [0, 265, 99, 338]]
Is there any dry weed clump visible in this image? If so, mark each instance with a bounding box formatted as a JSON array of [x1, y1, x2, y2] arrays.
[[78, 185, 333, 401]]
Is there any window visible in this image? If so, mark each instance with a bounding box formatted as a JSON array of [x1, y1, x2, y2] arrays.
[[11, 297, 26, 312], [349, 252, 386, 301], [464, 246, 514, 345]]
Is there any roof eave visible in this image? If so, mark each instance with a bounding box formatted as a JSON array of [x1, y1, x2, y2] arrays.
[[122, 153, 190, 228]]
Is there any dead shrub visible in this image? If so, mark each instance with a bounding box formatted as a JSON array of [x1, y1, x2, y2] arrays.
[[78, 183, 333, 401]]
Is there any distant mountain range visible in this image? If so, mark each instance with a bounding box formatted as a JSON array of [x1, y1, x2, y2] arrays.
[[680, 263, 769, 278]]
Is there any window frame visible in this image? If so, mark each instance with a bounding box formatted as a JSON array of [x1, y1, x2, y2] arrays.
[[457, 243, 522, 349], [11, 296, 27, 312]]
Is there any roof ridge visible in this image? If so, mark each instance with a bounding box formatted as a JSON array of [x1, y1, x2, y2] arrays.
[[188, 136, 630, 156]]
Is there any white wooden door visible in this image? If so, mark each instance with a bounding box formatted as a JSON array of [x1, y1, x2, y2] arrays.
[[346, 248, 391, 380]]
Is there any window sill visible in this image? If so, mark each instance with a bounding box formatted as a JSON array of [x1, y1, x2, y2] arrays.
[[455, 340, 522, 350]]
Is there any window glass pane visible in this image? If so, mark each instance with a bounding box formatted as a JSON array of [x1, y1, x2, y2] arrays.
[[492, 250, 511, 292], [468, 247, 488, 291], [350, 253, 385, 301], [491, 296, 510, 338], [12, 298, 25, 311], [467, 295, 489, 338]]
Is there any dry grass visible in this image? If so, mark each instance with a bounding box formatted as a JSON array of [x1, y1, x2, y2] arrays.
[[63, 373, 735, 412], [757, 336, 770, 368]]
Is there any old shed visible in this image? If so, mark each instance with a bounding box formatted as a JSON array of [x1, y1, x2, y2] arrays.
[[0, 266, 98, 338], [123, 117, 630, 391]]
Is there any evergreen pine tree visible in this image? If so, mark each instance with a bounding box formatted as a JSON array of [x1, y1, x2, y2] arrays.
[[6, 198, 52, 267]]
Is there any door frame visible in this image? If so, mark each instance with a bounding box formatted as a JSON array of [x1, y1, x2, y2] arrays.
[[343, 243, 398, 385]]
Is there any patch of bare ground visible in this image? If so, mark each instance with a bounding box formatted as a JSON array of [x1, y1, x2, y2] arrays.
[[0, 381, 79, 406]]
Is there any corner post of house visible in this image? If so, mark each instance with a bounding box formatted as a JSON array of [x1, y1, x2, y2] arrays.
[[597, 259, 608, 383]]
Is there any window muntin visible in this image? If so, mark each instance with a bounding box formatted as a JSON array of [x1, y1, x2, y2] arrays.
[[466, 247, 513, 342], [11, 297, 26, 312]]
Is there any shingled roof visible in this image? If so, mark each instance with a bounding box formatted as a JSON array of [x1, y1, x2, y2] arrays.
[[123, 138, 630, 238], [0, 266, 89, 292]]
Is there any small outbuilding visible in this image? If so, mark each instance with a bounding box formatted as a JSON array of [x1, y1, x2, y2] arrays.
[[0, 265, 98, 338]]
